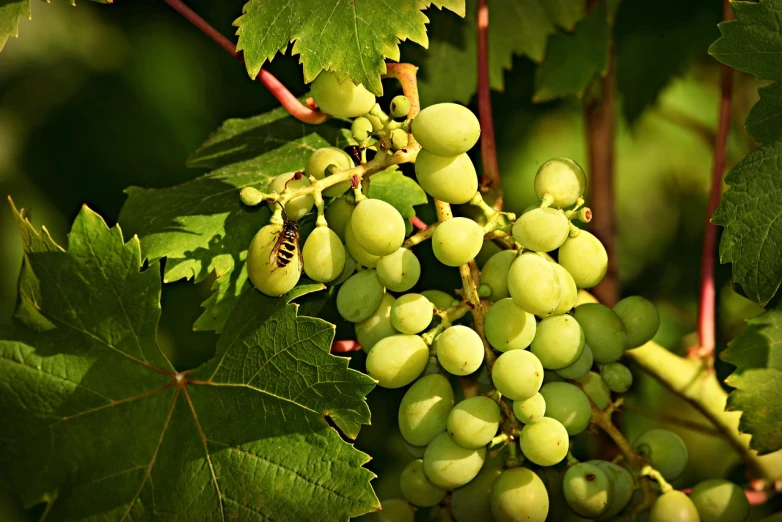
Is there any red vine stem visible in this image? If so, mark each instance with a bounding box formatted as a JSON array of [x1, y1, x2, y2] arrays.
[[163, 0, 328, 125]]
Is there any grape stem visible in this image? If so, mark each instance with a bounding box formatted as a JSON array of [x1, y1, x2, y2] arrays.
[[403, 223, 437, 248], [640, 465, 673, 494]]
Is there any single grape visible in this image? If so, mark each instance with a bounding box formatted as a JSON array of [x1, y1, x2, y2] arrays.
[[415, 150, 478, 204], [530, 315, 584, 370], [534, 158, 587, 208], [376, 248, 421, 292], [366, 334, 429, 389], [519, 417, 569, 466], [485, 298, 537, 352], [411, 103, 481, 157], [310, 70, 375, 118], [398, 373, 454, 446], [492, 349, 544, 401], [613, 295, 660, 348], [351, 199, 406, 257], [432, 217, 485, 267], [421, 289, 460, 311], [481, 250, 517, 301], [268, 172, 315, 220], [325, 195, 355, 242], [391, 293, 433, 334], [435, 325, 484, 376], [555, 344, 594, 380], [551, 262, 578, 315], [690, 479, 749, 522], [240, 186, 264, 206], [302, 226, 346, 283], [336, 269, 385, 322], [650, 491, 701, 522], [423, 432, 486, 489], [558, 230, 608, 288], [446, 396, 501, 449], [365, 113, 383, 131], [351, 117, 373, 142], [490, 467, 549, 522], [390, 129, 408, 150], [513, 393, 546, 424], [451, 459, 503, 522], [634, 429, 688, 481], [589, 460, 635, 518], [562, 462, 611, 518], [305, 147, 355, 198], [390, 95, 411, 119], [359, 499, 415, 522], [247, 223, 302, 297], [400, 459, 447, 507], [507, 253, 562, 317], [599, 362, 633, 393], [356, 293, 398, 353], [345, 219, 381, 267], [539, 382, 591, 436], [512, 207, 570, 253], [576, 371, 611, 409], [573, 303, 629, 363]]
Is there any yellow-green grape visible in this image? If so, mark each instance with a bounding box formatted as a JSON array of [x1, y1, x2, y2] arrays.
[[366, 334, 429, 389], [562, 462, 611, 518], [491, 349, 544, 401], [366, 113, 383, 131], [572, 303, 628, 363], [310, 70, 375, 118], [351, 199, 406, 257], [305, 147, 355, 198], [359, 499, 416, 522], [558, 230, 608, 288], [240, 186, 264, 206], [551, 262, 577, 315], [415, 150, 478, 204], [331, 252, 357, 286], [411, 103, 480, 156], [634, 429, 689, 481], [530, 315, 584, 370], [650, 491, 700, 522], [423, 432, 486, 489], [513, 393, 546, 424], [267, 172, 314, 220], [422, 289, 460, 311], [490, 468, 549, 522], [302, 227, 346, 283], [390, 95, 411, 119], [481, 250, 517, 301], [576, 371, 611, 409], [247, 223, 302, 297], [446, 396, 501, 449], [376, 248, 421, 292], [391, 293, 433, 334], [352, 116, 373, 142], [336, 269, 385, 322], [589, 460, 634, 518], [452, 461, 503, 522], [555, 344, 593, 380], [398, 373, 454, 446], [599, 362, 633, 393], [613, 295, 660, 348], [435, 325, 485, 376], [346, 219, 381, 267], [519, 417, 569, 466], [400, 459, 447, 507], [690, 479, 749, 522], [432, 217, 485, 267], [324, 196, 355, 242], [485, 298, 536, 352], [512, 208, 570, 253], [534, 158, 587, 208], [356, 293, 397, 353], [539, 382, 591, 436], [390, 129, 408, 150], [507, 253, 562, 317]]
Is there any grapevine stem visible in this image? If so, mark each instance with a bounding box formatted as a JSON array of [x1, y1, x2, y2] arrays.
[[641, 465, 674, 493], [403, 224, 437, 248], [162, 0, 328, 124]]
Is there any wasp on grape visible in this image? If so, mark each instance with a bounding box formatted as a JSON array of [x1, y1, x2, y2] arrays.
[[268, 203, 303, 272]]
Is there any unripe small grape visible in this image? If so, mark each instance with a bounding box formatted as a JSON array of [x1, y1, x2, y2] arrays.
[[351, 116, 373, 142], [513, 393, 546, 424], [268, 172, 314, 220], [534, 157, 587, 208], [613, 295, 660, 348], [599, 362, 633, 393], [411, 103, 480, 156], [415, 150, 478, 204], [390, 129, 408, 150], [390, 95, 411, 119], [310, 70, 375, 118], [432, 217, 485, 267]]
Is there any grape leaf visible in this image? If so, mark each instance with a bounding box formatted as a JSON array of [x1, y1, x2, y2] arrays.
[[368, 166, 428, 235], [1, 200, 377, 520], [721, 307, 782, 454], [234, 0, 465, 96], [746, 83, 782, 146]]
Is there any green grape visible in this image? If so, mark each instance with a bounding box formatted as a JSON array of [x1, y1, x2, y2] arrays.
[[406, 442, 426, 458], [539, 382, 591, 436], [432, 217, 485, 267], [558, 230, 608, 288], [304, 147, 355, 198], [411, 103, 481, 157], [519, 417, 569, 467], [422, 290, 460, 311], [573, 303, 628, 363], [530, 315, 584, 370], [415, 150, 478, 204], [485, 298, 537, 352], [588, 460, 634, 518], [360, 499, 416, 522], [490, 467, 549, 522], [346, 219, 381, 267], [331, 252, 357, 286], [352, 117, 373, 142], [356, 293, 397, 353], [351, 198, 406, 257], [690, 479, 749, 522], [268, 172, 315, 220], [576, 371, 611, 409], [562, 462, 611, 518], [247, 223, 302, 297], [435, 325, 484, 376], [400, 459, 447, 507], [366, 334, 429, 389], [650, 491, 701, 522], [492, 349, 544, 401], [366, 113, 383, 131], [390, 95, 411, 119], [423, 432, 486, 489], [512, 207, 570, 253], [376, 248, 421, 292], [325, 196, 355, 242], [452, 461, 502, 522], [551, 262, 578, 315], [310, 70, 376, 118], [390, 129, 408, 150], [555, 344, 593, 380], [336, 269, 385, 322], [534, 158, 587, 208], [391, 293, 433, 334], [446, 396, 501, 449], [634, 429, 688, 481], [481, 250, 517, 301], [240, 186, 264, 206], [613, 296, 660, 348], [599, 362, 633, 393], [513, 393, 546, 424], [507, 253, 562, 317], [398, 373, 454, 446], [302, 226, 346, 283]]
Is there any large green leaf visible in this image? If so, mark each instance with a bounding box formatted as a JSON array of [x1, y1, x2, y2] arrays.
[[721, 307, 782, 454], [1, 200, 377, 520]]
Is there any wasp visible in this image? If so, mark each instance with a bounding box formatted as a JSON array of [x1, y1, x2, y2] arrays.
[[268, 203, 303, 272]]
